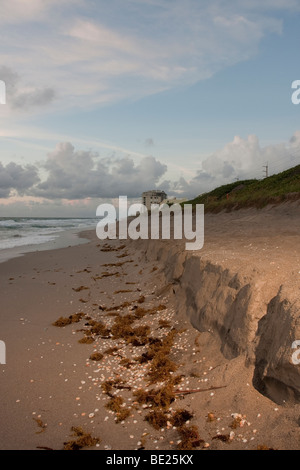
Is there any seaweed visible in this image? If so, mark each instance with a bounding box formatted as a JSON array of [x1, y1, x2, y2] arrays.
[[52, 312, 85, 327], [78, 336, 95, 344], [89, 321, 111, 338], [257, 445, 276, 451], [144, 410, 169, 430], [147, 352, 178, 384], [134, 329, 179, 383], [103, 346, 120, 355], [177, 425, 204, 450], [63, 427, 100, 450], [133, 383, 176, 409], [72, 286, 89, 292], [105, 397, 131, 423], [145, 408, 193, 431], [114, 289, 134, 294], [119, 358, 134, 369], [158, 319, 172, 329], [105, 301, 131, 311], [110, 314, 150, 345], [171, 409, 193, 427], [101, 380, 114, 397], [89, 352, 104, 361], [33, 417, 47, 434], [102, 379, 132, 397], [212, 434, 231, 443]]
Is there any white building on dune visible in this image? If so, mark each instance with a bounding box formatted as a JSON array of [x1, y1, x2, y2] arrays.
[[142, 190, 167, 210]]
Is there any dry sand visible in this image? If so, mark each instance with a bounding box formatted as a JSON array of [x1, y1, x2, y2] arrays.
[[0, 201, 300, 451]]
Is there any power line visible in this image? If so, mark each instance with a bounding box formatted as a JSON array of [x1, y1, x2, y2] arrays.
[[263, 162, 269, 178]]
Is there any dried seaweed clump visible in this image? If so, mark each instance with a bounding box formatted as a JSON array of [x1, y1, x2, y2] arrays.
[[33, 417, 47, 434], [158, 319, 172, 329], [136, 329, 179, 383], [78, 336, 95, 344], [89, 352, 104, 361], [257, 445, 276, 451], [52, 312, 85, 327], [72, 286, 89, 292], [63, 427, 100, 451], [147, 352, 178, 384], [144, 410, 169, 430], [101, 379, 132, 398], [171, 409, 194, 427], [133, 383, 175, 410], [88, 320, 111, 338], [144, 408, 193, 431], [177, 425, 204, 450], [105, 396, 131, 423], [110, 314, 150, 346]]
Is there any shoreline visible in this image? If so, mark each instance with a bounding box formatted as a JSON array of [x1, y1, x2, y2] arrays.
[[0, 227, 93, 264], [0, 202, 300, 450]]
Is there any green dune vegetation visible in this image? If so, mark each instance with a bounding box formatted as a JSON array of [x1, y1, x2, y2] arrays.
[[184, 164, 300, 213]]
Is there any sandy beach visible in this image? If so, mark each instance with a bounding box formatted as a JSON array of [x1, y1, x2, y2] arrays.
[[1, 201, 300, 451]]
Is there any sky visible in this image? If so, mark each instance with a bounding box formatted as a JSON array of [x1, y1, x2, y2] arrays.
[[0, 0, 300, 217]]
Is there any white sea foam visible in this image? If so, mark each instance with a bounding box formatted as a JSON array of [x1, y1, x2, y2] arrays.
[[0, 218, 97, 251]]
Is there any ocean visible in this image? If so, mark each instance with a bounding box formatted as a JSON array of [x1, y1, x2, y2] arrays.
[[0, 217, 98, 251]]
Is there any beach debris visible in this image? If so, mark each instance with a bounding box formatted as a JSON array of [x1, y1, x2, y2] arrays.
[[105, 396, 131, 423], [89, 352, 104, 362], [176, 425, 204, 450], [230, 413, 247, 429], [144, 410, 169, 430], [63, 427, 100, 451], [33, 417, 47, 434], [171, 409, 194, 427], [72, 286, 89, 292], [52, 312, 85, 327], [133, 383, 176, 410], [212, 433, 232, 443], [207, 412, 217, 422], [257, 444, 277, 451], [78, 336, 95, 344]]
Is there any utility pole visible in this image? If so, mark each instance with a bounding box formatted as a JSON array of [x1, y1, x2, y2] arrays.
[[263, 162, 269, 178]]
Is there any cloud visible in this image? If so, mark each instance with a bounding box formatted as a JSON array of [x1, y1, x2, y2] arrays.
[[12, 88, 56, 109], [0, 161, 40, 198], [0, 133, 298, 204], [0, 0, 81, 24], [0, 66, 56, 111], [0, 0, 286, 111], [168, 132, 300, 198], [31, 142, 167, 199]]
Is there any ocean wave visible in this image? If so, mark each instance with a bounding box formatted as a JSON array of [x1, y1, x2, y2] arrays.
[[0, 217, 97, 251]]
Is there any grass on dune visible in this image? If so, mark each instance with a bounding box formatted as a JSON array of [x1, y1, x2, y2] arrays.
[[184, 164, 300, 213]]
